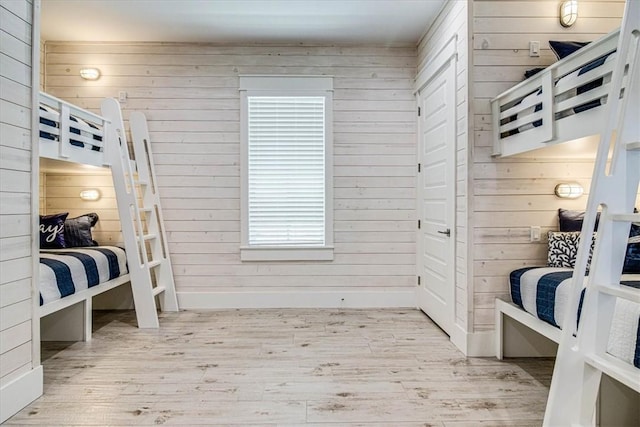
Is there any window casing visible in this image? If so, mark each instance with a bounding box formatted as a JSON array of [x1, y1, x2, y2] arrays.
[[239, 76, 333, 261]]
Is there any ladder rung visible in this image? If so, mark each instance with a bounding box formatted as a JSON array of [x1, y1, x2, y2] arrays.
[[584, 353, 640, 393], [608, 213, 640, 222], [595, 283, 640, 304], [142, 233, 157, 241], [626, 141, 640, 151], [148, 260, 161, 269], [140, 207, 153, 213], [152, 286, 166, 297]]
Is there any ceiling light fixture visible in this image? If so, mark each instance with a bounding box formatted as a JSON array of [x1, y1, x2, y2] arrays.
[[80, 68, 101, 80], [559, 0, 578, 27]]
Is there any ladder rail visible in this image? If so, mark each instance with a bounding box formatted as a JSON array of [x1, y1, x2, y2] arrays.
[[101, 99, 159, 328], [100, 98, 179, 328], [129, 111, 179, 312]]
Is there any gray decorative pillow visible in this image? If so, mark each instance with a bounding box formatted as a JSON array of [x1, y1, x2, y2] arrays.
[[64, 213, 99, 247], [548, 231, 595, 269]]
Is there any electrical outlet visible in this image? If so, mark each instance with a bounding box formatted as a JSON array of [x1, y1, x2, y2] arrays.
[[529, 41, 540, 57], [530, 226, 541, 242], [118, 91, 128, 103]]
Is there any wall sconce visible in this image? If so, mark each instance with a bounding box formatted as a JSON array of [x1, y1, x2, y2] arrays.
[[559, 0, 578, 27], [554, 183, 584, 199], [80, 189, 101, 201], [80, 68, 101, 80]]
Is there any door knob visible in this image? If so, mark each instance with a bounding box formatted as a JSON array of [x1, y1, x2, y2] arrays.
[[437, 228, 451, 237]]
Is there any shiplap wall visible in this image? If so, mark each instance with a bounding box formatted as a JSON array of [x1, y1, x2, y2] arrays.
[[0, 0, 38, 419], [471, 0, 625, 331], [417, 1, 471, 332], [41, 171, 123, 246], [44, 42, 418, 306]]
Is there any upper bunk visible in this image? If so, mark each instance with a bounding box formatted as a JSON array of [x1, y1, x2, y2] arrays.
[[490, 29, 626, 158], [39, 92, 110, 167]]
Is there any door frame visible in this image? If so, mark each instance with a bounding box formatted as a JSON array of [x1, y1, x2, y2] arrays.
[[415, 34, 458, 336]]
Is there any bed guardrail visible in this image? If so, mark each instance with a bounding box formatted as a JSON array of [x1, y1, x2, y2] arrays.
[[39, 91, 111, 167], [491, 30, 622, 157]]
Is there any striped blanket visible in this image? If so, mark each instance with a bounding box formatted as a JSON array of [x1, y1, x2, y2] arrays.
[[39, 246, 128, 305], [510, 267, 640, 368]]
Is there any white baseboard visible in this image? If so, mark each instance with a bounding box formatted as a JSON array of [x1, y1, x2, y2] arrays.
[[177, 288, 415, 309], [0, 365, 43, 424], [449, 323, 468, 354], [449, 326, 496, 357], [464, 330, 496, 357]]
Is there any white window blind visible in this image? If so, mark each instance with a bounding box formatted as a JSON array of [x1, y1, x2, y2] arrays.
[[247, 96, 326, 246]]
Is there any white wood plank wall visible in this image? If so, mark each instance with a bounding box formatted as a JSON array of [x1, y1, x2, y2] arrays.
[[0, 0, 34, 395], [42, 172, 123, 246], [471, 0, 624, 331], [417, 0, 470, 331], [43, 42, 418, 305]]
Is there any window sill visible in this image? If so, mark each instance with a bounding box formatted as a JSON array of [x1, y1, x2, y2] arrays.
[[240, 246, 334, 262]]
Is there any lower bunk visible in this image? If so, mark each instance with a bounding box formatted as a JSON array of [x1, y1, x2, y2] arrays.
[[39, 245, 130, 342], [496, 267, 640, 366], [495, 267, 640, 425]]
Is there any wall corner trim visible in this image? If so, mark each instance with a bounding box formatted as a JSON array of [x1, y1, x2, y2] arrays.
[[0, 365, 43, 423]]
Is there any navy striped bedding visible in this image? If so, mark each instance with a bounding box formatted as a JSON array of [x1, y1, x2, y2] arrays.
[[500, 51, 616, 139], [39, 246, 128, 305], [510, 267, 640, 368], [39, 104, 103, 151]]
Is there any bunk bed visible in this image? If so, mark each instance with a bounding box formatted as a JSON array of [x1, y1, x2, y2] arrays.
[[491, 26, 640, 344], [37, 92, 179, 338], [490, 1, 640, 420], [38, 93, 131, 340]]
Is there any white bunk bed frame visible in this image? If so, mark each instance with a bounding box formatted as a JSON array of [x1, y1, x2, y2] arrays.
[[491, 30, 620, 158], [38, 92, 128, 341], [492, 0, 640, 423], [38, 92, 178, 340]]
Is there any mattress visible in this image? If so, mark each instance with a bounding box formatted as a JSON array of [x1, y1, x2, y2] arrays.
[[510, 267, 640, 368], [39, 246, 128, 305]]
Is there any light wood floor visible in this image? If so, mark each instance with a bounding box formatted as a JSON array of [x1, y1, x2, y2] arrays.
[[6, 309, 553, 426]]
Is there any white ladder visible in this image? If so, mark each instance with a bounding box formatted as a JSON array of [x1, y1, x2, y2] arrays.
[[101, 99, 179, 328], [543, 1, 640, 425]]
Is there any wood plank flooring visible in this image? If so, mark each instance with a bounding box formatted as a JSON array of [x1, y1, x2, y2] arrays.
[[5, 309, 553, 426]]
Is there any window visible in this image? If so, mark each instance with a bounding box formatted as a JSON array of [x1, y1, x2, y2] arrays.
[[239, 76, 333, 261]]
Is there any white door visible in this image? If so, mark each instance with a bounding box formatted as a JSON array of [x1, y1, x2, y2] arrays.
[[416, 59, 456, 335]]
